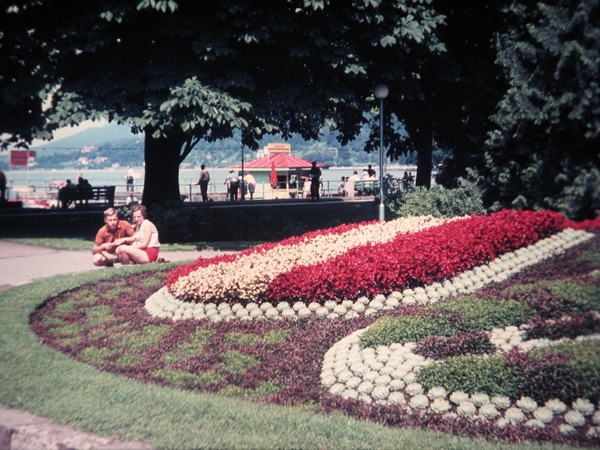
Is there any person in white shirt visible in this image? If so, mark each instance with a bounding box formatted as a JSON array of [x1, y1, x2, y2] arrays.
[[116, 204, 160, 264]]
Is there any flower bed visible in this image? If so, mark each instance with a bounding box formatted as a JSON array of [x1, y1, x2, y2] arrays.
[[31, 212, 600, 446], [168, 210, 565, 306], [145, 227, 590, 322]]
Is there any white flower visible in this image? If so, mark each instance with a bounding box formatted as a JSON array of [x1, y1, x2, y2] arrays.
[[350, 363, 368, 376], [525, 419, 545, 429], [388, 392, 406, 405], [315, 307, 329, 317], [357, 381, 374, 395], [450, 391, 470, 405], [545, 399, 567, 414], [593, 410, 600, 425], [516, 396, 537, 413], [496, 417, 510, 428], [363, 371, 379, 382], [457, 401, 476, 416], [406, 383, 424, 396], [298, 307, 312, 318], [565, 410, 586, 427], [345, 376, 362, 389], [491, 395, 512, 410], [505, 407, 525, 424], [372, 385, 390, 400], [292, 301, 305, 311], [276, 302, 290, 312], [389, 379, 405, 392], [324, 300, 337, 310], [572, 398, 595, 416], [479, 404, 500, 420], [559, 424, 576, 435], [308, 302, 320, 312], [427, 386, 447, 400], [352, 303, 366, 313], [333, 305, 347, 315], [586, 427, 600, 438], [375, 375, 392, 386], [337, 370, 354, 383], [430, 399, 452, 414], [470, 393, 490, 407], [356, 296, 370, 305], [533, 407, 554, 424], [341, 389, 358, 400], [410, 394, 430, 410], [329, 383, 345, 395], [264, 308, 278, 319]]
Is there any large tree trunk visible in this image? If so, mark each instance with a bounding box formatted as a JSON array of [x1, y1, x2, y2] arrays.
[[415, 122, 433, 189], [142, 130, 185, 207]]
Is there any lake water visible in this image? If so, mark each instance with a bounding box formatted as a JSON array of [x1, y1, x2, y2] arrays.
[[4, 165, 420, 200]]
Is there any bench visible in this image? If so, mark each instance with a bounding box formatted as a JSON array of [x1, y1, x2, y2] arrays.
[[60, 186, 116, 209], [353, 180, 380, 196]]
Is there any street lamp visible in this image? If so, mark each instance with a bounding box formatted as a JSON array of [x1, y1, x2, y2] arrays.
[[374, 83, 389, 221], [240, 142, 245, 201]]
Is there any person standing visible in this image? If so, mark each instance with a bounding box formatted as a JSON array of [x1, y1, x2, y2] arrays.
[[0, 170, 6, 203], [125, 166, 134, 192], [194, 164, 210, 201], [243, 171, 256, 200], [224, 169, 239, 201], [309, 161, 322, 201], [92, 207, 135, 266], [116, 204, 161, 264]]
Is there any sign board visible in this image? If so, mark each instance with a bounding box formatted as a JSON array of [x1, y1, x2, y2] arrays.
[[10, 150, 36, 167], [267, 143, 291, 154]]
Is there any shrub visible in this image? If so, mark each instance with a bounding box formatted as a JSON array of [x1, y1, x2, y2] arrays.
[[547, 280, 600, 312], [436, 296, 531, 331], [525, 312, 600, 341], [507, 351, 586, 404], [359, 314, 455, 348], [530, 340, 600, 403], [389, 182, 485, 219], [413, 331, 496, 360], [416, 355, 519, 399]]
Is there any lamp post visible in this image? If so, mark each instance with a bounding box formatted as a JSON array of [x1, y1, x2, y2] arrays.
[[374, 83, 389, 221], [240, 142, 245, 201]]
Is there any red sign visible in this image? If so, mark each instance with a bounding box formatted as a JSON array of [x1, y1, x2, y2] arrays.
[[10, 150, 36, 166]]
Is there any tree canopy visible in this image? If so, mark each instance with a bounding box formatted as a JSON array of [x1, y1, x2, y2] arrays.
[[473, 0, 600, 219], [1, 0, 445, 205]]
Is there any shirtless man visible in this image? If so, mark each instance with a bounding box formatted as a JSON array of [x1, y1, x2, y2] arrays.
[[92, 207, 135, 266]]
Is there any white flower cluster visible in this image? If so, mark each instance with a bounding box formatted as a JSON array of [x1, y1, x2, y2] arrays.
[[320, 228, 599, 437], [322, 326, 600, 434], [146, 228, 593, 323], [169, 216, 454, 303]]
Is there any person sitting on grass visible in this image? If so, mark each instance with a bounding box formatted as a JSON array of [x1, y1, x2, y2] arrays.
[[116, 204, 161, 265], [92, 207, 135, 267]]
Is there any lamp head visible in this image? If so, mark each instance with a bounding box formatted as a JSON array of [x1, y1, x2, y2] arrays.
[[374, 84, 389, 100]]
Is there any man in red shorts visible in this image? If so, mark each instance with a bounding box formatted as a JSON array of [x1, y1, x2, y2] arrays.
[[92, 207, 135, 266]]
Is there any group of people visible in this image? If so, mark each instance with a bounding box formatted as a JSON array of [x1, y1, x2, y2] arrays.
[[92, 205, 161, 267], [194, 166, 257, 202]]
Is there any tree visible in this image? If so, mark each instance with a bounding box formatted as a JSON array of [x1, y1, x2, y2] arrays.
[[1, 0, 445, 206], [476, 0, 600, 219]]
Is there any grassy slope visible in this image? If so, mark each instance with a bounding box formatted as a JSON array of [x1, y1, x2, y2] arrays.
[[0, 266, 571, 450]]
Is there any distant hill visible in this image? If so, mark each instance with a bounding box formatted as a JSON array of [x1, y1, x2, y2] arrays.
[[31, 123, 141, 155]]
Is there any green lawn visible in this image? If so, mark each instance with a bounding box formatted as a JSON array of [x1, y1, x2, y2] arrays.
[[0, 266, 570, 450]]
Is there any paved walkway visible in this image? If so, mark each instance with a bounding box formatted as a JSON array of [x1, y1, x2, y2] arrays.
[[0, 240, 236, 449]]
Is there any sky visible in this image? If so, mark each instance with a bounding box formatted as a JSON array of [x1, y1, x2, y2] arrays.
[[30, 119, 108, 146]]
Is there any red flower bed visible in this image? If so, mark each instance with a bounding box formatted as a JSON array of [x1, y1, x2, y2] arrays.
[[166, 220, 379, 289], [263, 210, 565, 303]]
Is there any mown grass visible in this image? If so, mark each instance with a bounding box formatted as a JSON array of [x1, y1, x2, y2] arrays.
[[2, 237, 261, 252], [0, 266, 568, 450]]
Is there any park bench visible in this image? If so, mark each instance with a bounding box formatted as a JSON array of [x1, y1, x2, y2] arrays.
[[61, 186, 116, 209], [354, 180, 380, 196]]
